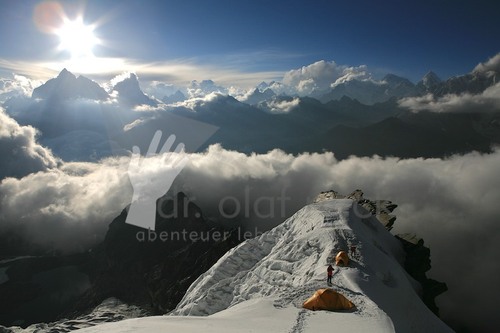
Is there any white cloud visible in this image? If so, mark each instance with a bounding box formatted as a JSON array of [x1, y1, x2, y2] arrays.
[[173, 92, 230, 110], [187, 80, 227, 99], [0, 158, 132, 252], [332, 65, 370, 87], [108, 71, 136, 89], [259, 97, 300, 113], [473, 52, 500, 74], [0, 108, 59, 178], [143, 81, 180, 100], [399, 82, 500, 113], [0, 74, 43, 101], [282, 60, 372, 96]]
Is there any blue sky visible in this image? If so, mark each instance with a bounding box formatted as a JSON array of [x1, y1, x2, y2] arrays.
[[0, 0, 499, 86]]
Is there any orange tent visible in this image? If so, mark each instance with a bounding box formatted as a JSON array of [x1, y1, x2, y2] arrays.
[[335, 250, 349, 266], [303, 288, 354, 311]]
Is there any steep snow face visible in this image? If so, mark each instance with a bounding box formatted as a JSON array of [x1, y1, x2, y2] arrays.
[[171, 199, 453, 333]]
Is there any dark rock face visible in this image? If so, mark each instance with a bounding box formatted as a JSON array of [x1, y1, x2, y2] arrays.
[[396, 235, 448, 316], [0, 192, 241, 327], [67, 192, 241, 317], [0, 254, 90, 327]]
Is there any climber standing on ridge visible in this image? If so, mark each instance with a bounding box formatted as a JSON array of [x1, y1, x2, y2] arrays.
[[327, 264, 334, 285], [350, 245, 357, 258]]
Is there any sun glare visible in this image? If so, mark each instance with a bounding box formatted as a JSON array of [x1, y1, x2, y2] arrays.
[[56, 17, 98, 58]]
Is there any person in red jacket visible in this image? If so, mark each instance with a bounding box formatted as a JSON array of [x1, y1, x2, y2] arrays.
[[327, 264, 334, 284]]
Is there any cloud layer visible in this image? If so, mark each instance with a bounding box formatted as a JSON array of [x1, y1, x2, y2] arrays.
[[0, 158, 132, 252]]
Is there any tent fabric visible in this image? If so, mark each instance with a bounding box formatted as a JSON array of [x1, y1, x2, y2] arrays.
[[335, 250, 349, 266], [302, 288, 355, 311]]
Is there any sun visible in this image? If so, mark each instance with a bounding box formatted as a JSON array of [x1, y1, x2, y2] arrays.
[[56, 17, 98, 58]]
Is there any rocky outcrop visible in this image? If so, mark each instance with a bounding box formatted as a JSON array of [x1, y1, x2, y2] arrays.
[[0, 254, 90, 327], [396, 234, 448, 316], [315, 189, 398, 229]]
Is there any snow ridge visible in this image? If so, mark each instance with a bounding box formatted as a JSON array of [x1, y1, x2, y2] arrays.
[[67, 198, 453, 333], [171, 199, 453, 333]]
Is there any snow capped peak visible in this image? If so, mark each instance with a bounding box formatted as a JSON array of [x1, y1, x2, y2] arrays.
[[113, 72, 141, 91], [112, 73, 157, 106], [239, 86, 276, 105], [187, 79, 227, 98], [422, 71, 441, 81], [169, 198, 452, 332], [257, 81, 279, 91], [420, 71, 442, 88], [162, 90, 186, 104], [32, 68, 109, 101], [382, 74, 414, 87], [473, 52, 500, 74], [57, 68, 76, 80]]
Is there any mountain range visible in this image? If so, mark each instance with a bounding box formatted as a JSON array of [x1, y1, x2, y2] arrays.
[[3, 60, 499, 164]]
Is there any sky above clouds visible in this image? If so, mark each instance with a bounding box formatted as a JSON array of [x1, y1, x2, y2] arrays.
[[0, 0, 499, 87]]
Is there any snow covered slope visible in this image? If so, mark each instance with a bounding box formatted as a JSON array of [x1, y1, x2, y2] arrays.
[[75, 199, 453, 333]]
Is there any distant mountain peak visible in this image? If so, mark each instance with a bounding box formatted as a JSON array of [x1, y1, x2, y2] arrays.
[[382, 73, 413, 85], [113, 73, 157, 106], [162, 90, 186, 104], [423, 70, 440, 79], [114, 73, 140, 90], [32, 68, 109, 101], [420, 71, 442, 88], [57, 68, 75, 79]]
